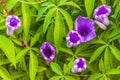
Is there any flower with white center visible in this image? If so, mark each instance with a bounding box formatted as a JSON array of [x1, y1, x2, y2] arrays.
[[40, 42, 55, 62], [66, 30, 81, 48], [5, 15, 21, 36], [71, 57, 87, 73]]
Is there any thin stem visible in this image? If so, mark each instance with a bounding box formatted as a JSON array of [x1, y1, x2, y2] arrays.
[[18, 0, 45, 4], [69, 73, 91, 77]]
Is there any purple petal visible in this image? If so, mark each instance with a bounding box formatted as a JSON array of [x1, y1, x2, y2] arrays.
[[6, 28, 14, 36], [74, 16, 96, 42], [40, 42, 55, 62], [71, 57, 87, 73], [5, 15, 21, 30], [66, 30, 81, 48], [95, 20, 107, 30], [93, 5, 111, 21]]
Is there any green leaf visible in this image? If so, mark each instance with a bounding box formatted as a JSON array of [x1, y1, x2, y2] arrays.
[[29, 50, 38, 80], [109, 45, 120, 62], [50, 62, 62, 75], [64, 76, 75, 80], [106, 69, 120, 75], [59, 47, 73, 55], [85, 0, 95, 18], [104, 47, 112, 72], [11, 72, 26, 80], [54, 10, 65, 50], [58, 8, 73, 30], [37, 66, 46, 72], [59, 0, 67, 4], [113, 0, 119, 7], [36, 4, 55, 22], [0, 35, 16, 66], [63, 58, 74, 75], [16, 48, 29, 63], [99, 58, 105, 73], [0, 59, 10, 65], [26, 0, 39, 10], [6, 0, 18, 12], [30, 25, 43, 47], [22, 3, 31, 42], [89, 45, 106, 64], [0, 66, 11, 80], [100, 0, 106, 4], [49, 76, 62, 80], [46, 24, 54, 44], [43, 8, 56, 33], [58, 1, 81, 10], [111, 4, 120, 18], [88, 73, 102, 80]]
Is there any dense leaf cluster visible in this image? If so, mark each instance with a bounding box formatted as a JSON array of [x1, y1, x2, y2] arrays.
[[0, 0, 120, 80]]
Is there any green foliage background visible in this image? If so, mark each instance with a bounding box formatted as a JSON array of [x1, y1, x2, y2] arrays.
[[0, 0, 120, 80]]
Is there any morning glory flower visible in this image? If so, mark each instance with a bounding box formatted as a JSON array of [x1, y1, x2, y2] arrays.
[[40, 42, 55, 62], [66, 30, 81, 48], [5, 15, 21, 36], [71, 57, 87, 73], [74, 16, 96, 42], [95, 20, 107, 30], [93, 5, 111, 26]]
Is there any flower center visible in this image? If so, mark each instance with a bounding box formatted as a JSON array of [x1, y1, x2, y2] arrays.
[[44, 48, 52, 58], [79, 28, 89, 36], [97, 6, 108, 15], [10, 17, 19, 26], [77, 59, 84, 68], [70, 33, 80, 43]]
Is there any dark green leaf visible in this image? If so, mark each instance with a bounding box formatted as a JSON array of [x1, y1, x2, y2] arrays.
[[22, 3, 31, 42], [46, 24, 54, 44], [58, 1, 81, 10], [16, 48, 29, 63], [49, 76, 62, 80], [37, 66, 46, 72], [50, 62, 62, 75], [0, 59, 10, 65], [43, 8, 56, 33], [30, 25, 43, 47], [89, 45, 107, 64], [0, 35, 16, 66], [63, 58, 74, 75], [106, 69, 120, 75], [6, 0, 18, 12], [85, 0, 95, 18], [59, 0, 67, 4], [59, 47, 73, 55], [29, 50, 38, 80], [100, 0, 106, 4], [64, 76, 75, 80], [54, 10, 65, 50], [11, 72, 26, 80], [109, 45, 120, 62], [36, 3, 55, 22], [58, 8, 73, 30], [0, 66, 11, 80], [104, 47, 112, 71], [99, 58, 105, 73], [88, 73, 102, 80]]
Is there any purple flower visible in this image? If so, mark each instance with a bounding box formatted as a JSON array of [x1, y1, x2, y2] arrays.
[[74, 16, 96, 42], [95, 20, 107, 30], [93, 5, 111, 26], [40, 42, 55, 62], [5, 15, 21, 36], [66, 30, 81, 48], [71, 57, 87, 73]]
